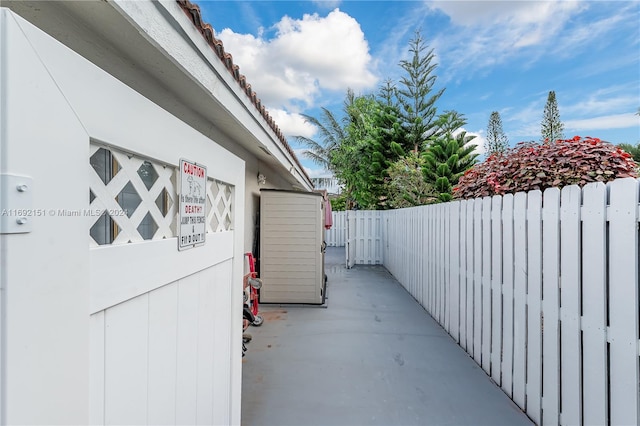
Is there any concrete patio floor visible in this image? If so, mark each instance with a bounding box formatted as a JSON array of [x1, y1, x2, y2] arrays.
[[241, 247, 533, 426]]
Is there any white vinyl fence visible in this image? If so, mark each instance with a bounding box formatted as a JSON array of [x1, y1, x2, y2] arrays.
[[346, 178, 640, 426], [325, 211, 347, 247], [346, 210, 384, 266]]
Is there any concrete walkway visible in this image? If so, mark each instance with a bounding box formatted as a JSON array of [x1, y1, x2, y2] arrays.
[[241, 247, 533, 426]]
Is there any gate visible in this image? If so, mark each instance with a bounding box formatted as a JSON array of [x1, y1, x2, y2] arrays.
[[1, 12, 244, 425]]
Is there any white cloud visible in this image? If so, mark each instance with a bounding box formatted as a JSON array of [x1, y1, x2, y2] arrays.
[[216, 9, 378, 109], [268, 109, 317, 138], [305, 167, 334, 179], [565, 113, 640, 132], [504, 84, 640, 139], [426, 0, 588, 76], [563, 84, 639, 117]]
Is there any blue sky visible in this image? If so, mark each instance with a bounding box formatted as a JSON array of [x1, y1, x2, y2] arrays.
[[199, 1, 640, 180]]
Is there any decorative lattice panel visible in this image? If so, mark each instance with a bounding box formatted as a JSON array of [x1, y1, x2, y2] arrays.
[[207, 179, 234, 233], [89, 144, 233, 246]]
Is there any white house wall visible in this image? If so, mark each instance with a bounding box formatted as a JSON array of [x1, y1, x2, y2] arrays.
[[0, 10, 244, 424]]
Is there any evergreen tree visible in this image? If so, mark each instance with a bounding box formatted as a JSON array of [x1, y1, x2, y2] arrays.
[[485, 111, 509, 154], [396, 30, 445, 153], [378, 79, 397, 108], [618, 143, 640, 164], [331, 91, 408, 209], [422, 111, 478, 202], [541, 91, 564, 143], [384, 152, 437, 208]]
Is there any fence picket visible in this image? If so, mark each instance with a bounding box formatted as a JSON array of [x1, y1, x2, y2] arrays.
[[513, 192, 527, 408], [459, 201, 468, 350], [502, 194, 514, 397], [466, 200, 475, 355], [526, 190, 542, 424], [432, 206, 442, 324], [608, 178, 639, 426], [422, 207, 429, 309], [560, 185, 582, 426], [542, 188, 561, 426], [581, 182, 607, 426], [482, 197, 492, 374], [429, 206, 436, 314], [473, 201, 483, 363], [450, 202, 461, 343], [443, 204, 451, 332], [491, 195, 503, 384]]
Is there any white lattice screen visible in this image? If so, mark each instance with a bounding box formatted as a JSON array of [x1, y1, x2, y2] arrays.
[[89, 144, 233, 246], [207, 179, 234, 233]]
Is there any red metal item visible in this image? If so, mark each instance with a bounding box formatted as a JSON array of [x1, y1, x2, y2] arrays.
[[244, 253, 263, 326]]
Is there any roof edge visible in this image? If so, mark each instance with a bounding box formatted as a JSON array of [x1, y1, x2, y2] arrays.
[[176, 0, 312, 187]]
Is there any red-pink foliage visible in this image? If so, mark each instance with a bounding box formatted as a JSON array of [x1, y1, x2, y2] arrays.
[[453, 136, 638, 199]]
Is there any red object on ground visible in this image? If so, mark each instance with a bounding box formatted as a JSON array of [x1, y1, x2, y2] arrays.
[[245, 252, 260, 320], [324, 194, 333, 230]]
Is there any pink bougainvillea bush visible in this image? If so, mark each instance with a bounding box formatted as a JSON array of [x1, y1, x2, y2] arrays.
[[453, 136, 638, 199]]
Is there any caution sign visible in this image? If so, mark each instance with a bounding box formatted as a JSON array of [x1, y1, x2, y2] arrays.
[[178, 159, 207, 251]]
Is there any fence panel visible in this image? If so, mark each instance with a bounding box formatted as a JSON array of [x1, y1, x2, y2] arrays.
[[459, 200, 469, 350], [325, 211, 346, 247], [481, 197, 492, 374], [346, 211, 356, 268], [502, 194, 515, 398], [490, 195, 503, 384], [449, 202, 461, 343], [526, 190, 542, 424], [542, 188, 561, 426], [420, 207, 428, 309], [372, 178, 640, 426], [473, 200, 483, 363], [345, 211, 383, 266], [560, 185, 582, 426], [581, 182, 607, 425], [464, 200, 474, 354], [443, 204, 451, 332], [513, 192, 527, 408], [608, 178, 639, 426]]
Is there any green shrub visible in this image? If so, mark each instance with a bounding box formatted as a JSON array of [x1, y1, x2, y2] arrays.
[[453, 136, 638, 199]]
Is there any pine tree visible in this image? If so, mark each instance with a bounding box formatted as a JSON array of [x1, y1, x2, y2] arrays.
[[485, 111, 509, 154], [396, 30, 445, 153], [541, 91, 564, 143], [422, 111, 478, 202]]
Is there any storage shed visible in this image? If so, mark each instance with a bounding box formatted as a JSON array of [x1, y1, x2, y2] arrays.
[[259, 190, 326, 304]]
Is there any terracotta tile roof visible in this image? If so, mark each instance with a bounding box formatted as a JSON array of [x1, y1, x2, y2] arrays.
[[177, 0, 311, 185]]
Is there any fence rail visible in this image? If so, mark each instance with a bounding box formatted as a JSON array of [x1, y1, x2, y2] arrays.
[[344, 178, 640, 426]]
